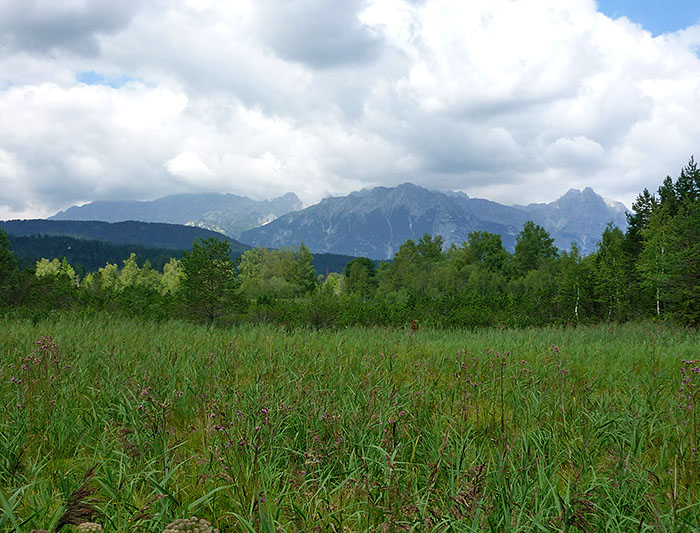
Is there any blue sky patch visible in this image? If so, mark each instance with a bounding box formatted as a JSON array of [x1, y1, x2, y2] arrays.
[[76, 71, 139, 88], [597, 0, 700, 36]]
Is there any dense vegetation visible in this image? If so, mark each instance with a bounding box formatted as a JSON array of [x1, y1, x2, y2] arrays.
[[1, 317, 699, 531], [1, 158, 699, 329]]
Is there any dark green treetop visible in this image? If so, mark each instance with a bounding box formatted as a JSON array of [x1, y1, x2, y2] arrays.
[[180, 238, 240, 326]]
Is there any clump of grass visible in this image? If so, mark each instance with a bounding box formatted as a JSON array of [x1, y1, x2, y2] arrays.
[[56, 465, 101, 531]]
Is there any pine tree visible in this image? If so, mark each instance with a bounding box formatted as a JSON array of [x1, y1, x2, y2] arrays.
[[0, 229, 18, 305], [180, 238, 240, 326]]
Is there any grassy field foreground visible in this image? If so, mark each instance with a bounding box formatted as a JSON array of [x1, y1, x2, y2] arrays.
[[1, 315, 699, 531]]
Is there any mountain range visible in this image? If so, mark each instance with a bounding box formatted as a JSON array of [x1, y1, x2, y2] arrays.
[[50, 192, 303, 239], [44, 184, 629, 260], [240, 184, 628, 258]]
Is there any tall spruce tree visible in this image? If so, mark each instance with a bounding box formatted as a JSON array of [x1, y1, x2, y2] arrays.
[[180, 238, 239, 326], [0, 229, 18, 305]]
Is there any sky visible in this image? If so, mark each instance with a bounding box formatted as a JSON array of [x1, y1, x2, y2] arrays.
[[1, 0, 700, 220]]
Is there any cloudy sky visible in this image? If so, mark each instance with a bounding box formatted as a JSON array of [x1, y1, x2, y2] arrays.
[[1, 0, 700, 219]]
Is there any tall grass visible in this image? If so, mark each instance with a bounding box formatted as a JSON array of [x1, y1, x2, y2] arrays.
[[1, 314, 699, 531]]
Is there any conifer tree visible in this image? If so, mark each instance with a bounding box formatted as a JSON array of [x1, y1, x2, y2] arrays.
[[180, 238, 239, 326], [0, 229, 18, 305]]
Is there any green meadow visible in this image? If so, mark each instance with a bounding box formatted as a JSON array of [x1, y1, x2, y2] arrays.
[[1, 315, 699, 531]]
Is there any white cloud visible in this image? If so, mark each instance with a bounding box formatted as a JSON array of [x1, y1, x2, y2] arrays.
[[1, 0, 700, 218], [166, 151, 215, 181]]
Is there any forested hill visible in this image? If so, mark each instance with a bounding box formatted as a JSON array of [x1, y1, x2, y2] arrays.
[[8, 234, 185, 273], [4, 224, 360, 277], [0, 219, 250, 255]]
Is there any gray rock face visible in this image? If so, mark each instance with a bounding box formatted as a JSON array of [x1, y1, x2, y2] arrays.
[[240, 184, 628, 259], [50, 192, 302, 239]]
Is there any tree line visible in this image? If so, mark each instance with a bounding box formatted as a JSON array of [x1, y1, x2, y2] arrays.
[[1, 157, 699, 328]]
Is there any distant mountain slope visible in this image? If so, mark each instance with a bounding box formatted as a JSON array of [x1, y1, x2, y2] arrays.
[[516, 187, 629, 253], [50, 192, 303, 239], [240, 184, 629, 259], [1, 219, 250, 255]]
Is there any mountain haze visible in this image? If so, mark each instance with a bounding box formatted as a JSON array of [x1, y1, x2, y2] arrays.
[[240, 184, 628, 259], [50, 192, 303, 239]]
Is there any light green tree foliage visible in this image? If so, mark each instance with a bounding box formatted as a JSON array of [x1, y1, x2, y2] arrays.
[[84, 255, 165, 293], [181, 238, 240, 325], [35, 258, 78, 285], [161, 257, 183, 295], [556, 242, 594, 323], [638, 207, 674, 317], [81, 262, 119, 292], [117, 254, 162, 290], [594, 224, 627, 320], [0, 229, 18, 305], [238, 244, 317, 299], [99, 263, 120, 290], [118, 253, 140, 289], [320, 272, 342, 296]]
